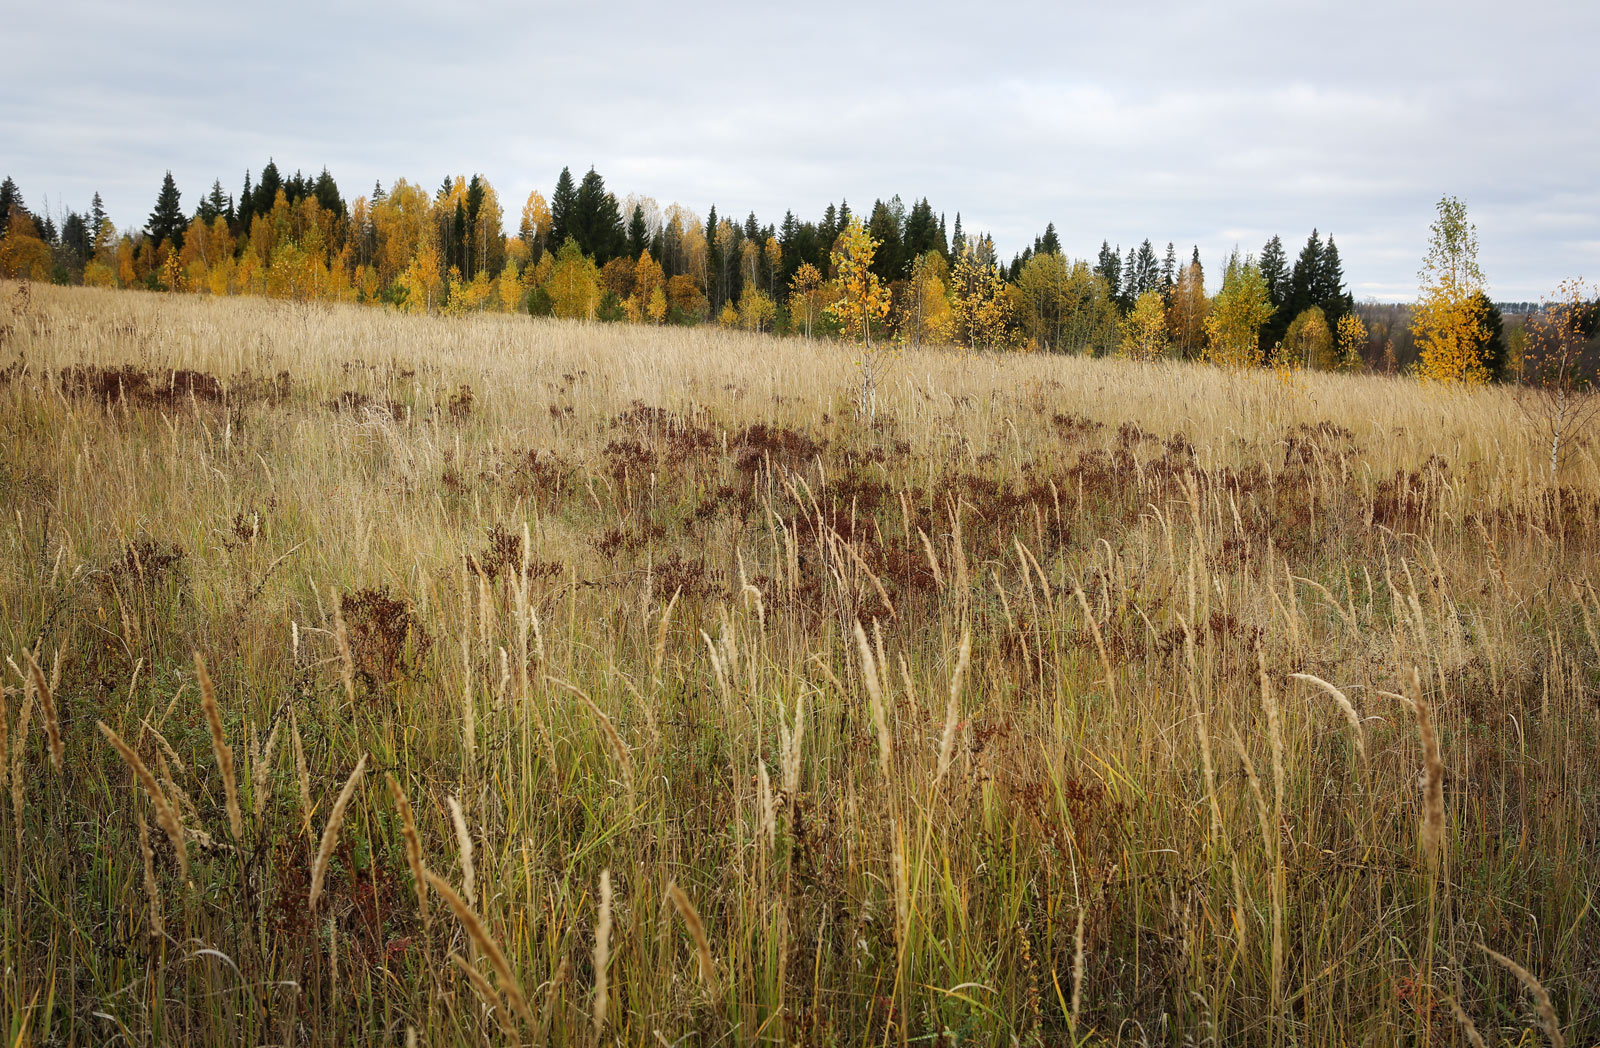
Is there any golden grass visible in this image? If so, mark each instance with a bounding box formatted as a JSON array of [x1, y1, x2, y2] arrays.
[[1, 280, 1597, 1044]]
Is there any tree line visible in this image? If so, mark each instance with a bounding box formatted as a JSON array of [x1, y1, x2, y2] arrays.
[[0, 167, 1574, 381]]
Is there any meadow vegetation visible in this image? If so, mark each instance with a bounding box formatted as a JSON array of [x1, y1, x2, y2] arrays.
[[1, 280, 1597, 1045]]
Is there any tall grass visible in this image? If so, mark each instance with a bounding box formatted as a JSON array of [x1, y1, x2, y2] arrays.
[[0, 279, 1596, 1044]]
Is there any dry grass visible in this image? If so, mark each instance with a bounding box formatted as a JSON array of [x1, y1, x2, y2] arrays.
[[0, 280, 1596, 1044]]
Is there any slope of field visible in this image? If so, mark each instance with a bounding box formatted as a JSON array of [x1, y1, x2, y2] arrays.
[[1, 281, 1596, 1046]]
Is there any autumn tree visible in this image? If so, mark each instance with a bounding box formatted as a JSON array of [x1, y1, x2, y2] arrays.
[[827, 219, 893, 420], [1204, 250, 1274, 368], [1517, 278, 1600, 485], [788, 262, 824, 339], [1120, 290, 1170, 360], [1015, 251, 1071, 351], [737, 285, 777, 333], [544, 238, 601, 320], [1284, 306, 1336, 369], [1167, 257, 1209, 357], [1413, 195, 1489, 383], [1336, 311, 1368, 371], [950, 241, 1014, 350], [898, 251, 951, 347]]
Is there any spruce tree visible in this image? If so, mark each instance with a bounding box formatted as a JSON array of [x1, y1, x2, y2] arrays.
[[254, 160, 282, 215], [1473, 292, 1507, 382], [1161, 242, 1177, 291], [1259, 235, 1289, 308], [313, 168, 343, 215], [950, 213, 965, 257], [868, 199, 901, 279], [1037, 222, 1061, 257], [627, 205, 648, 259], [1315, 236, 1351, 326], [0, 176, 23, 238], [549, 167, 577, 248], [90, 192, 108, 246], [147, 171, 188, 248], [238, 172, 254, 227], [1095, 241, 1121, 301]]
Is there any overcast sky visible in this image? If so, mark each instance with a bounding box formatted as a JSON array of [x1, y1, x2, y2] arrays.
[[5, 0, 1596, 301]]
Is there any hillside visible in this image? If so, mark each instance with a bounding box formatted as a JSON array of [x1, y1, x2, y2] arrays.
[[1, 282, 1596, 1045]]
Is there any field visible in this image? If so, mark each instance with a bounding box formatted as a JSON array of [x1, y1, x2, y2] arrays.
[[1, 280, 1597, 1046]]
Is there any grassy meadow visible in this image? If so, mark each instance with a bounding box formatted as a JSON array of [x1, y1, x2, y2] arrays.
[[0, 280, 1597, 1046]]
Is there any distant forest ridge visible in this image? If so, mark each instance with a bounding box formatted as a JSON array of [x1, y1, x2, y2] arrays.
[[0, 163, 1587, 377]]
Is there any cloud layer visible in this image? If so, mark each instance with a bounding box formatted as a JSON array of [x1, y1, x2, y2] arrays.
[[6, 0, 1596, 300]]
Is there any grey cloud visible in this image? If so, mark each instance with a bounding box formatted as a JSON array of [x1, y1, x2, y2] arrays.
[[4, 0, 1595, 300]]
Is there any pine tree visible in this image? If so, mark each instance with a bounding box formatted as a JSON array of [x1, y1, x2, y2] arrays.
[[549, 167, 577, 248], [147, 171, 188, 248], [1161, 242, 1176, 292], [951, 213, 965, 258]]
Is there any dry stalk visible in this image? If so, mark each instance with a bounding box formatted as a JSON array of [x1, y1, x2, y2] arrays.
[[1072, 585, 1117, 702], [195, 653, 242, 840], [1409, 667, 1445, 868], [386, 773, 429, 926], [24, 651, 62, 773], [935, 628, 971, 786], [426, 870, 535, 1027], [309, 753, 367, 910], [290, 706, 313, 838], [1480, 945, 1564, 1048], [1445, 994, 1489, 1048], [1289, 672, 1366, 761], [852, 619, 893, 778], [137, 814, 163, 939], [451, 953, 518, 1038], [548, 677, 634, 809], [98, 721, 188, 883], [665, 880, 720, 998], [592, 868, 613, 1037], [252, 715, 282, 818], [449, 795, 476, 908]]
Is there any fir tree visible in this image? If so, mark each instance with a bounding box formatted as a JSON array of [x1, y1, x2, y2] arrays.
[[0, 176, 24, 238], [90, 192, 108, 247], [147, 171, 188, 248], [627, 205, 648, 260], [548, 167, 577, 248], [1095, 241, 1122, 301]]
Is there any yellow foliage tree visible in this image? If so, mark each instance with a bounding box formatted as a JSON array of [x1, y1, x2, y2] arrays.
[[788, 262, 824, 338], [544, 239, 600, 320], [632, 251, 665, 324], [1412, 195, 1488, 384], [827, 219, 893, 420], [1336, 311, 1368, 371], [899, 252, 952, 347], [949, 242, 1014, 350], [1167, 259, 1209, 358], [1284, 306, 1336, 369], [737, 286, 777, 333], [1120, 290, 1170, 361], [1203, 251, 1274, 368]]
